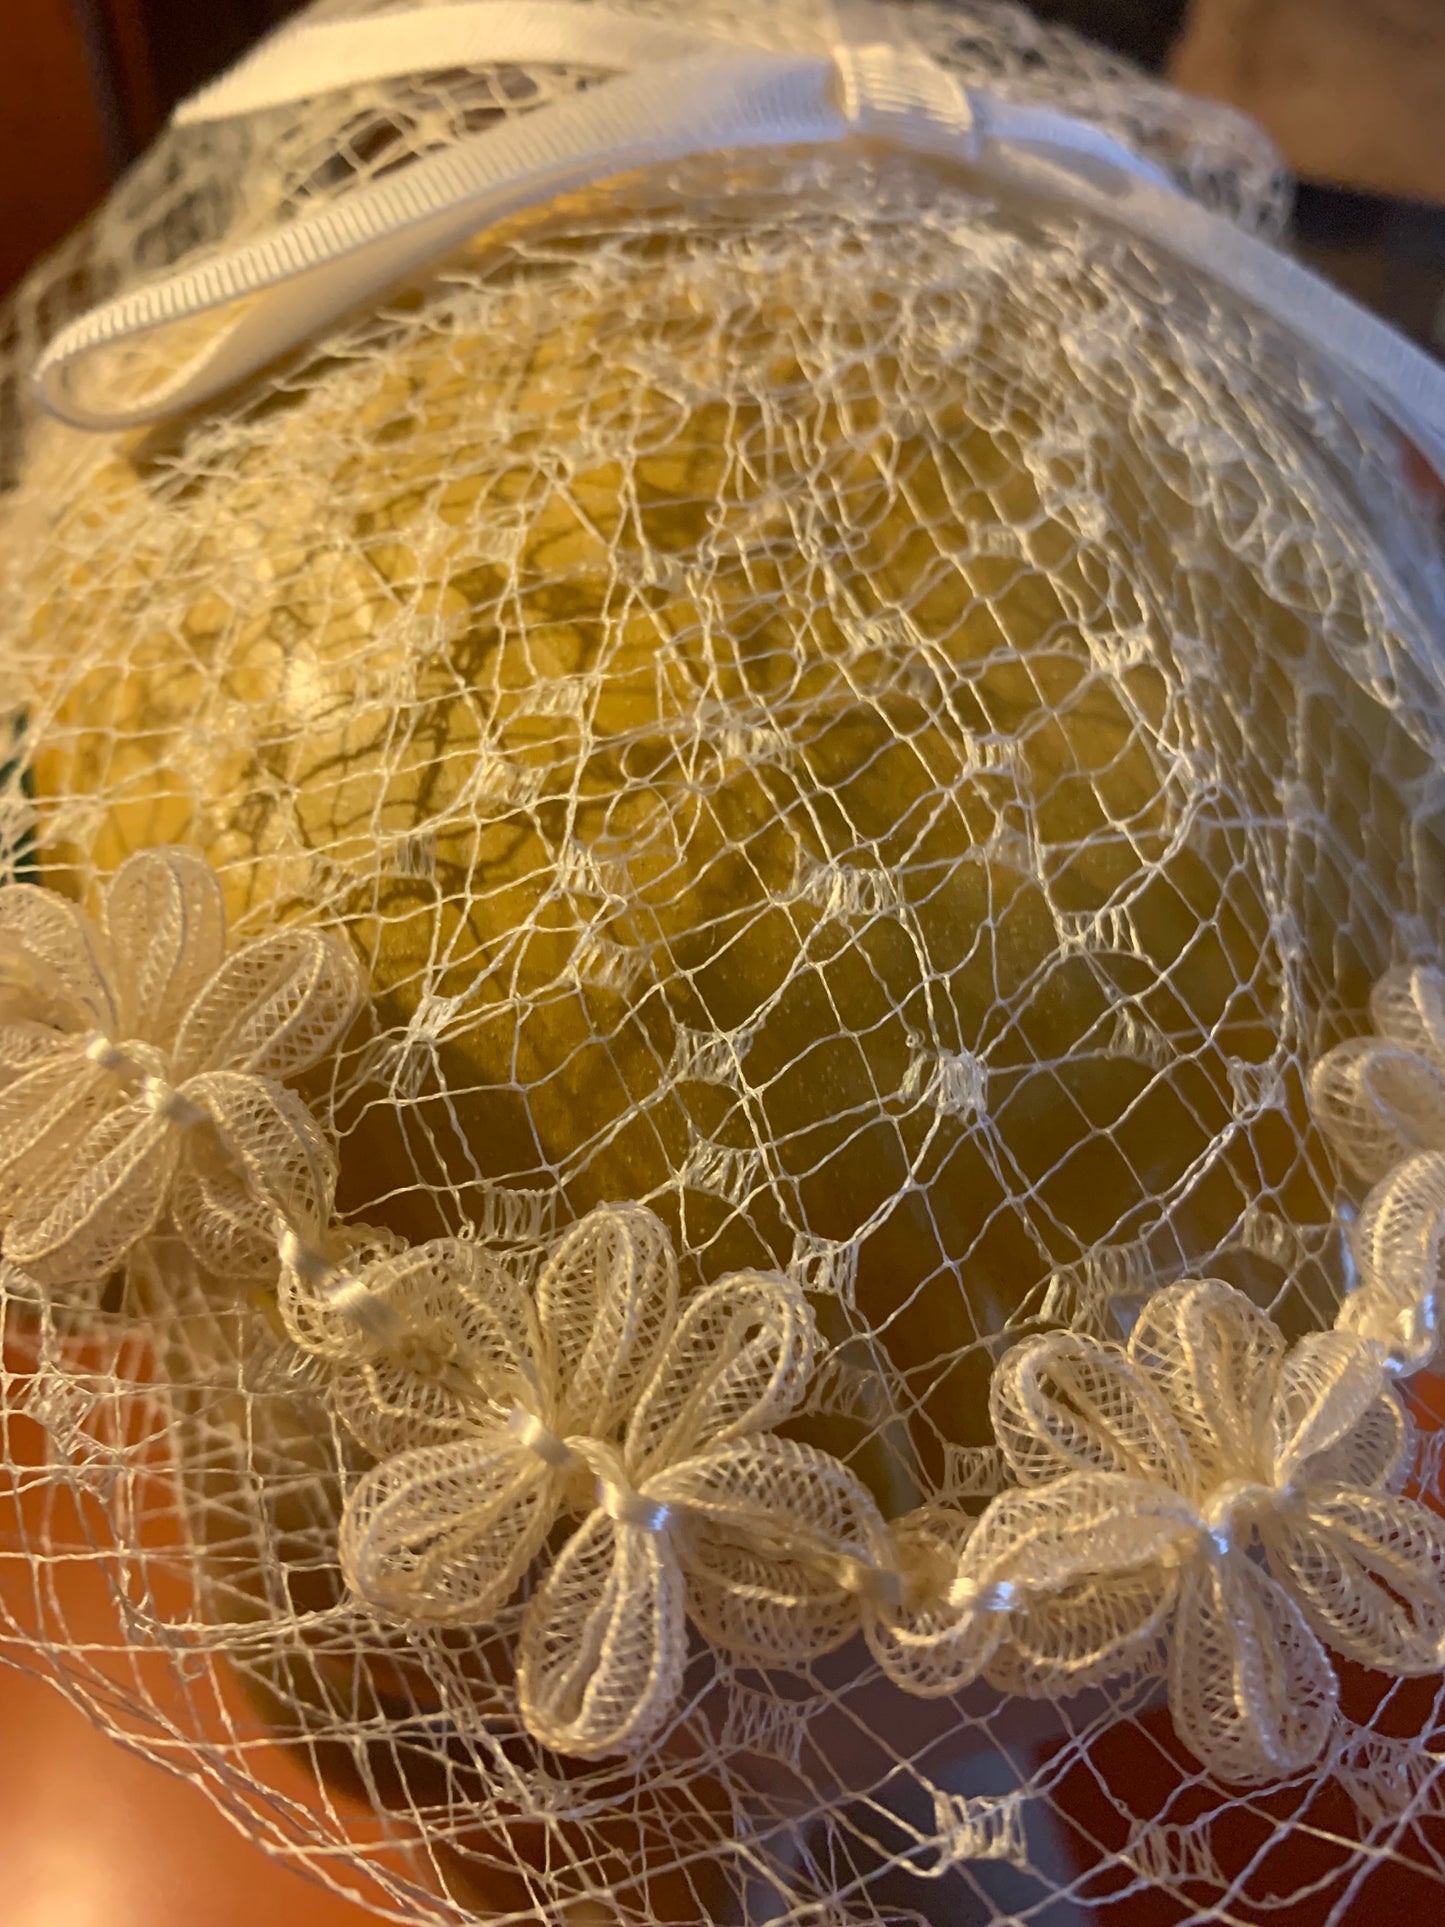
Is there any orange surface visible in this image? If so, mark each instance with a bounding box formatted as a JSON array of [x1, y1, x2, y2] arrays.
[[0, 1346, 382, 1927], [5, 1358, 1444, 1927], [0, 1659, 379, 1927]]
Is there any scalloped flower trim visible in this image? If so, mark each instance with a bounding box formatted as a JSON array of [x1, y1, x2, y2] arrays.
[[3, 849, 1443, 1784]]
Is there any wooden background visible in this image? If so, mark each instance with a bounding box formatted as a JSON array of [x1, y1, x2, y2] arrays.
[[0, 0, 296, 292]]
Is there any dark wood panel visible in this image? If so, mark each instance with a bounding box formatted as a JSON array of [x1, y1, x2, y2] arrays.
[[0, 0, 112, 291], [101, 0, 302, 152]]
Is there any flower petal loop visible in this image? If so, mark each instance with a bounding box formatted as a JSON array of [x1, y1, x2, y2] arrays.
[[990, 1329, 1192, 1490], [339, 1434, 553, 1626], [0, 880, 116, 1034], [666, 1434, 889, 1668], [1170, 1556, 1338, 1785], [1261, 1488, 1445, 1674], [625, 1272, 816, 1474], [103, 847, 226, 1046], [517, 1507, 687, 1760], [1343, 1150, 1445, 1370], [1128, 1279, 1282, 1488], [535, 1202, 678, 1437]]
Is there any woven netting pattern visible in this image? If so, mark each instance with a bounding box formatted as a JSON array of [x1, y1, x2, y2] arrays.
[[2, 3, 1445, 1924]]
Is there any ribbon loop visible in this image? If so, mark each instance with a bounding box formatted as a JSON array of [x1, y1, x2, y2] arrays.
[[172, 2, 734, 127], [33, 0, 1445, 481]]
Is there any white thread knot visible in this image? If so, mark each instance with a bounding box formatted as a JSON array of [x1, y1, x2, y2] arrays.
[[831, 1550, 904, 1608], [84, 1033, 211, 1129], [1198, 1478, 1284, 1557], [276, 1223, 331, 1287], [507, 1404, 576, 1473], [83, 1035, 134, 1075], [591, 1458, 672, 1536], [0, 847, 361, 1288], [945, 1574, 1018, 1614]]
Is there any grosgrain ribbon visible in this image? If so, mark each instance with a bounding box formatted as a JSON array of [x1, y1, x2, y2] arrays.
[[22, 5, 1191, 432], [170, 1, 735, 124], [28, 0, 1445, 486]]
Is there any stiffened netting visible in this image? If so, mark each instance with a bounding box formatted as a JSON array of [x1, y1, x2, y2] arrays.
[[2, 3, 1445, 1924]]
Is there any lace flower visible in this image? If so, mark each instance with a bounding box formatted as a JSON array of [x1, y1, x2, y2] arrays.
[[327, 1203, 889, 1758], [959, 1279, 1445, 1784], [1312, 966, 1445, 1180], [1312, 966, 1445, 1367], [0, 847, 360, 1286]]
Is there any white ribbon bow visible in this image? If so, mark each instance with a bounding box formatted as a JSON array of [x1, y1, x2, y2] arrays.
[[30, 0, 1445, 484]]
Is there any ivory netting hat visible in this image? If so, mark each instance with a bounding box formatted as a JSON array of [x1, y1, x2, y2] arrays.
[[4, 2, 1445, 1922]]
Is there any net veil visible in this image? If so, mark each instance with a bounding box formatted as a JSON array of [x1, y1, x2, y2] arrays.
[[1, 3, 1445, 1923]]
